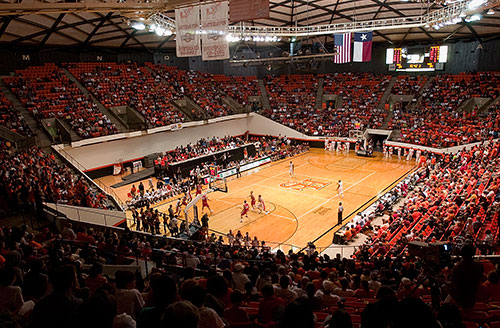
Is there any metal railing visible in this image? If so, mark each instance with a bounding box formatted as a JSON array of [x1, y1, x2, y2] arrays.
[[0, 126, 36, 149], [51, 144, 125, 211], [47, 202, 125, 228], [150, 0, 496, 37]]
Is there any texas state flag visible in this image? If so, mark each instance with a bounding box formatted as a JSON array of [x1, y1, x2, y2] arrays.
[[353, 31, 373, 62]]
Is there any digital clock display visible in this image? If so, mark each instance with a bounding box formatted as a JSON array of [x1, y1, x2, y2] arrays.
[[386, 45, 448, 72]]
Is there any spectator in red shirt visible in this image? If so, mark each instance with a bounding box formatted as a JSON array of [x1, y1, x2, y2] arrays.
[[224, 290, 249, 325], [258, 284, 285, 324]]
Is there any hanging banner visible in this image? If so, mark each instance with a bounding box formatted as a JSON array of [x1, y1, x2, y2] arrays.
[[201, 1, 229, 61], [229, 0, 270, 23], [175, 5, 201, 57]]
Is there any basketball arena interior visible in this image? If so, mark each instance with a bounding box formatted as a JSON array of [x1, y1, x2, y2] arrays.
[[0, 0, 500, 327]]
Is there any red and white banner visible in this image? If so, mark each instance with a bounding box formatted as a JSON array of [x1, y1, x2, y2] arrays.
[[175, 5, 201, 57], [201, 1, 229, 61]]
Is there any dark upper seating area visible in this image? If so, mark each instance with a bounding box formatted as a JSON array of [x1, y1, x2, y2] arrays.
[[0, 91, 31, 137], [4, 63, 117, 139]]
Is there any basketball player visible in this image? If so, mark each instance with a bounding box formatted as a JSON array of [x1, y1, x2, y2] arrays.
[[330, 140, 336, 152], [289, 161, 295, 177], [416, 149, 422, 162], [397, 146, 402, 159], [337, 180, 344, 198], [195, 183, 202, 196], [345, 141, 350, 154], [202, 194, 213, 214], [240, 200, 250, 222], [249, 191, 256, 209], [257, 195, 268, 214], [174, 198, 182, 215]]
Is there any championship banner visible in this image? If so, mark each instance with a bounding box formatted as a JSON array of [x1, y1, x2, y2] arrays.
[[201, 1, 229, 61], [175, 5, 201, 57]]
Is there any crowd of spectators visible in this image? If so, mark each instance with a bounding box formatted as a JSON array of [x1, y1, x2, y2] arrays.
[[0, 145, 110, 215], [393, 72, 500, 147], [263, 73, 390, 137], [390, 75, 428, 96], [355, 141, 500, 260], [65, 62, 185, 128], [5, 63, 117, 139], [1, 214, 499, 328], [147, 63, 260, 119], [0, 92, 32, 137], [156, 136, 245, 166], [320, 73, 391, 137], [263, 74, 320, 135]]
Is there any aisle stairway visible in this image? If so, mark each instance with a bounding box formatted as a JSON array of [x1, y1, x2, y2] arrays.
[[407, 76, 434, 110], [378, 76, 397, 109], [0, 79, 52, 149], [62, 68, 127, 133], [315, 78, 324, 109], [257, 79, 270, 110]]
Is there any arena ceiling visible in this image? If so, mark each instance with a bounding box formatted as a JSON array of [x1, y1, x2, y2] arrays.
[[0, 0, 499, 51]]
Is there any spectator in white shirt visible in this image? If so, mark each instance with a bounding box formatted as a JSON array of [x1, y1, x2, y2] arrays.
[[232, 263, 250, 293]]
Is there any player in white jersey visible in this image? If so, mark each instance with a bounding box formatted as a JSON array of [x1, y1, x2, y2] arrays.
[[345, 141, 350, 154], [383, 145, 388, 158], [416, 150, 422, 162], [407, 148, 414, 161], [337, 180, 344, 198], [256, 194, 268, 214], [324, 139, 329, 151], [397, 147, 402, 159], [289, 161, 295, 177], [330, 140, 336, 152], [388, 146, 393, 158]]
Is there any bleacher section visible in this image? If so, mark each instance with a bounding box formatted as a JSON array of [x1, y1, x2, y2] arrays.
[[66, 62, 185, 128], [4, 63, 117, 139], [360, 141, 500, 258], [263, 74, 321, 135], [263, 72, 390, 136], [390, 75, 428, 95], [0, 90, 31, 137], [147, 63, 260, 118], [392, 72, 500, 147], [0, 62, 499, 148]]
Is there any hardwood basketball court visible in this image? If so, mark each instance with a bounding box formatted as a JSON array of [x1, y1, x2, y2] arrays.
[[104, 149, 415, 252]]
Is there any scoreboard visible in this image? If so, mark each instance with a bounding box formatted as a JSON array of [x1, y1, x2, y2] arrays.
[[386, 45, 448, 72]]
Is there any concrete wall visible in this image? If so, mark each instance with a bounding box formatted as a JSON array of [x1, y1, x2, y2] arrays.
[[59, 113, 311, 171]]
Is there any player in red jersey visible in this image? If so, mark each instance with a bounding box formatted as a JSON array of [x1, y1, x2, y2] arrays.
[[196, 184, 202, 196], [202, 194, 213, 213], [240, 200, 249, 222], [249, 191, 256, 209]]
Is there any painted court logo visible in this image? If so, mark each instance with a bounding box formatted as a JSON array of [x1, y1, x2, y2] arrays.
[[280, 178, 331, 191]]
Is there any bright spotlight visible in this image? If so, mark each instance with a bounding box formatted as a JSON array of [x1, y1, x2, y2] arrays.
[[132, 22, 146, 30]]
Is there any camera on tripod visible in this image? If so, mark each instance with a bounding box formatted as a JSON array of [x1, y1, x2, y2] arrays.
[[407, 241, 452, 267]]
